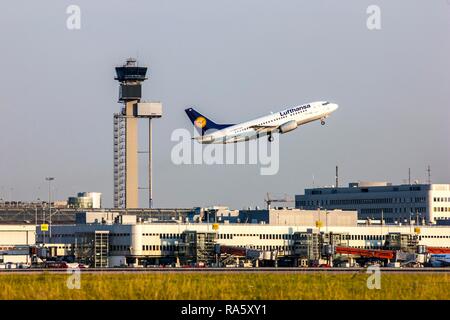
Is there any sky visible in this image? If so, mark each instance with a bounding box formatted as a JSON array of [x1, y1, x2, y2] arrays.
[[0, 0, 449, 209]]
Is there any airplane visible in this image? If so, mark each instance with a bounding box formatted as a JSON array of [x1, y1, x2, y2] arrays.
[[185, 101, 339, 144]]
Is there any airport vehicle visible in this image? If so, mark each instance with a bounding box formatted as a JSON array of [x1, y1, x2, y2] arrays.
[[185, 101, 338, 143], [428, 254, 450, 267], [44, 261, 85, 269]]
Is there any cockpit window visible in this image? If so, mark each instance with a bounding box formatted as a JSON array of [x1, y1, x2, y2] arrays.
[[322, 102, 330, 105]]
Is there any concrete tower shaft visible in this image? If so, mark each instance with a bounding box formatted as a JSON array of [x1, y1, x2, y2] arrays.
[[114, 58, 147, 209]]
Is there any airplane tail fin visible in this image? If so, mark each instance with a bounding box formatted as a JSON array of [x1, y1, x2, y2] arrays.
[[185, 107, 234, 135]]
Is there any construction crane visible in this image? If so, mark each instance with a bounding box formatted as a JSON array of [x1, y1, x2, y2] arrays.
[[264, 193, 294, 210]]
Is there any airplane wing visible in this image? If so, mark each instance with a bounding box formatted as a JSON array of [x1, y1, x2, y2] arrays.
[[247, 125, 279, 134]]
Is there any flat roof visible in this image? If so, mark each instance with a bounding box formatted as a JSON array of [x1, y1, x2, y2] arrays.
[[299, 183, 450, 196]]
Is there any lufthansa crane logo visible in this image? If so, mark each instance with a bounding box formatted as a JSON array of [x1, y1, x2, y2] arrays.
[[194, 116, 207, 128]]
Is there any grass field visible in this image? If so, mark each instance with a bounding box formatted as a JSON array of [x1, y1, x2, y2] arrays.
[[0, 272, 449, 300]]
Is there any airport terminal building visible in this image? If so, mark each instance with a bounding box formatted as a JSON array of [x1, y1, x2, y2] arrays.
[[0, 225, 36, 265], [35, 210, 450, 268], [295, 182, 450, 224]]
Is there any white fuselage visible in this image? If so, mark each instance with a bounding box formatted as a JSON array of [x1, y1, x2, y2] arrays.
[[196, 101, 338, 144]]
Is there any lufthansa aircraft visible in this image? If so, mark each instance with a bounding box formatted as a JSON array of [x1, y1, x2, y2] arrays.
[[185, 101, 339, 144]]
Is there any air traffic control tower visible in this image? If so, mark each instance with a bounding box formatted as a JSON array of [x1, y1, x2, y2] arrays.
[[113, 58, 162, 209]]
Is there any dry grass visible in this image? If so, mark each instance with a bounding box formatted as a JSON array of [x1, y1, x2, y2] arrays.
[[0, 272, 448, 300]]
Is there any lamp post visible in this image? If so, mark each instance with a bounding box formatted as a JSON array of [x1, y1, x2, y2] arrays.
[[45, 177, 55, 240], [35, 201, 38, 227], [34, 198, 40, 244]]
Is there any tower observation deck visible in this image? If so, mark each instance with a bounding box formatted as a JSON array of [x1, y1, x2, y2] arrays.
[[115, 58, 147, 102]]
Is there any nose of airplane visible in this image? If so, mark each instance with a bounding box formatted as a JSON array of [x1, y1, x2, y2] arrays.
[[330, 103, 339, 112]]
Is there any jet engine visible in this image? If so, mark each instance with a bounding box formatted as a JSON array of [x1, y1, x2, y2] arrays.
[[279, 120, 298, 134], [195, 135, 215, 144]]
